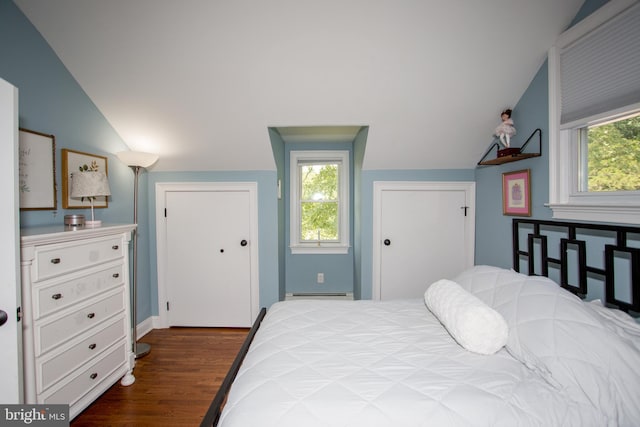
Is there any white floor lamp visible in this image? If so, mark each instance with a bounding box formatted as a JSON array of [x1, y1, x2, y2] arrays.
[[117, 150, 159, 359]]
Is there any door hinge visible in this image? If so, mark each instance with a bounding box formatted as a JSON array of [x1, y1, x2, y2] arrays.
[[166, 301, 170, 311], [164, 208, 167, 218], [17, 306, 22, 322], [461, 206, 469, 216]]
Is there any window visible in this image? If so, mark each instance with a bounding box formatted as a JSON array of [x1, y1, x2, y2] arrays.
[[548, 0, 640, 224], [578, 113, 640, 193], [290, 150, 349, 254]]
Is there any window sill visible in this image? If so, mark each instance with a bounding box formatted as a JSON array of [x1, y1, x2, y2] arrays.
[[547, 203, 640, 225], [290, 245, 350, 255]]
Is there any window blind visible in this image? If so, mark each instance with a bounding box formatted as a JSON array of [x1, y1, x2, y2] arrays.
[[560, 2, 640, 126]]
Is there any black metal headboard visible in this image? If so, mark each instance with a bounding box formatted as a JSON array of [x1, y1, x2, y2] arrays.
[[512, 218, 640, 313]]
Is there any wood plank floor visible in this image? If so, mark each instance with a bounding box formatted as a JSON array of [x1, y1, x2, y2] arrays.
[[71, 327, 249, 427]]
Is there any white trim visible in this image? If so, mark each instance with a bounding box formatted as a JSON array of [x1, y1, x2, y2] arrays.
[[547, 203, 640, 224], [548, 0, 640, 225], [0, 78, 21, 404], [290, 245, 350, 255], [135, 316, 156, 338], [548, 43, 563, 206], [155, 182, 260, 328], [372, 181, 475, 301], [289, 150, 350, 254], [284, 292, 354, 301], [560, 102, 640, 131]]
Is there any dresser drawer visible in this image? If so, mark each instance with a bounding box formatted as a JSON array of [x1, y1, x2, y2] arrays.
[[34, 263, 124, 319], [42, 342, 127, 406], [21, 225, 136, 412], [36, 290, 125, 355], [38, 316, 126, 393], [34, 236, 124, 281]]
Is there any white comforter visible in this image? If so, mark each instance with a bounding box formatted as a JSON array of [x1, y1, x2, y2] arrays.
[[218, 297, 614, 426]]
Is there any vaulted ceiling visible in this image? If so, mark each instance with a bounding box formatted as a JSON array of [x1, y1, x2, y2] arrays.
[[14, 0, 584, 171]]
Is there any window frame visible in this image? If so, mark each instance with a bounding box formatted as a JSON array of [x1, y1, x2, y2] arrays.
[[548, 0, 640, 225], [289, 150, 350, 254]]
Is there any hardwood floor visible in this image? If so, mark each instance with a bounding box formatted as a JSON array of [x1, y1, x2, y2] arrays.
[[71, 327, 249, 427]]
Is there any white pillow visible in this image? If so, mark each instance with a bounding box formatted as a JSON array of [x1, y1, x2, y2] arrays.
[[424, 279, 508, 355], [454, 265, 640, 424]]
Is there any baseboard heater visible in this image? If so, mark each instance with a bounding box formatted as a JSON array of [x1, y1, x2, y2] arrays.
[[285, 292, 354, 301]]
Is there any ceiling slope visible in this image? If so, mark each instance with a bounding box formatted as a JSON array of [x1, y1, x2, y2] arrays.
[[14, 0, 584, 171]]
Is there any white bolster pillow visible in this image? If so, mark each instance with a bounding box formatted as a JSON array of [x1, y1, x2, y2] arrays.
[[425, 279, 508, 355]]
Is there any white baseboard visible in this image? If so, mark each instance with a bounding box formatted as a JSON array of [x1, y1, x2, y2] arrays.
[[136, 315, 161, 338], [285, 292, 354, 301]]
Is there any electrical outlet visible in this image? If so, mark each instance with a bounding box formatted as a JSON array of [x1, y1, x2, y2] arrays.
[[317, 273, 324, 284]]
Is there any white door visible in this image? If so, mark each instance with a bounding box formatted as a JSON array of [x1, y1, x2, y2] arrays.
[[0, 78, 23, 403], [165, 189, 253, 327], [373, 182, 475, 300]]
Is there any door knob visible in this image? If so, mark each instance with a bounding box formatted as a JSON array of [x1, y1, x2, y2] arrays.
[[384, 239, 391, 246], [240, 239, 248, 247], [0, 310, 7, 327]]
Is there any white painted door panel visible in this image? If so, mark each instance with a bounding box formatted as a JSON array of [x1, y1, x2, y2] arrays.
[[376, 183, 474, 300], [166, 190, 252, 327], [0, 78, 22, 403]]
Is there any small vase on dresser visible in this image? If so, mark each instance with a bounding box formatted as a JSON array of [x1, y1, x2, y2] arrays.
[[20, 224, 137, 420]]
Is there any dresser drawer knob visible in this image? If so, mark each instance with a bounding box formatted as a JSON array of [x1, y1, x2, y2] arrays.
[[90, 373, 98, 380], [112, 245, 119, 250], [50, 258, 61, 264], [88, 343, 97, 350], [112, 273, 120, 278], [87, 312, 95, 319], [51, 293, 63, 300]]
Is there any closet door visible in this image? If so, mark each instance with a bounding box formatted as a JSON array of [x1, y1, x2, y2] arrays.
[[373, 182, 475, 300], [0, 78, 21, 403], [165, 190, 253, 327]]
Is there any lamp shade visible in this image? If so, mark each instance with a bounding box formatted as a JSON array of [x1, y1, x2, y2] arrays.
[[70, 171, 110, 227], [116, 151, 159, 168], [70, 171, 111, 198]]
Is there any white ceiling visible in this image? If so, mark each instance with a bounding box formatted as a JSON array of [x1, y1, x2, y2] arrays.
[[14, 0, 584, 172]]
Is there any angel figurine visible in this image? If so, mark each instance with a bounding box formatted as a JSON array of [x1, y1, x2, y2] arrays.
[[495, 108, 516, 148]]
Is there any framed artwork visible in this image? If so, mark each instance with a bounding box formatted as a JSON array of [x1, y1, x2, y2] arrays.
[[19, 128, 57, 210], [62, 149, 109, 209], [502, 169, 531, 216]]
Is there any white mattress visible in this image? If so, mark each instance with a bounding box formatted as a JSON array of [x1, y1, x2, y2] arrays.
[[218, 299, 605, 427]]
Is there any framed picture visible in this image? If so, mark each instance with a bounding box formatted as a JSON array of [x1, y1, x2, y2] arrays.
[[502, 169, 531, 216], [19, 128, 57, 210], [62, 149, 109, 209]]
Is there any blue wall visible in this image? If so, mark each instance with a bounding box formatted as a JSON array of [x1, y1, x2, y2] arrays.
[[352, 127, 368, 299], [0, 0, 152, 324], [474, 66, 552, 267], [284, 143, 355, 295], [268, 129, 287, 301], [0, 1, 281, 324], [0, 0, 132, 227], [474, 0, 609, 268]]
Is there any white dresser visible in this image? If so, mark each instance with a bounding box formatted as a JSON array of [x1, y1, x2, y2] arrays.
[[20, 224, 137, 419]]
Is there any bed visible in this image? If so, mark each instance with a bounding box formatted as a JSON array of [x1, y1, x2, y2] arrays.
[[201, 219, 640, 427]]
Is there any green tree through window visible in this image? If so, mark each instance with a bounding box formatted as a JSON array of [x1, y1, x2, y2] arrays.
[[290, 150, 349, 253], [586, 114, 640, 192], [300, 163, 339, 241]]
